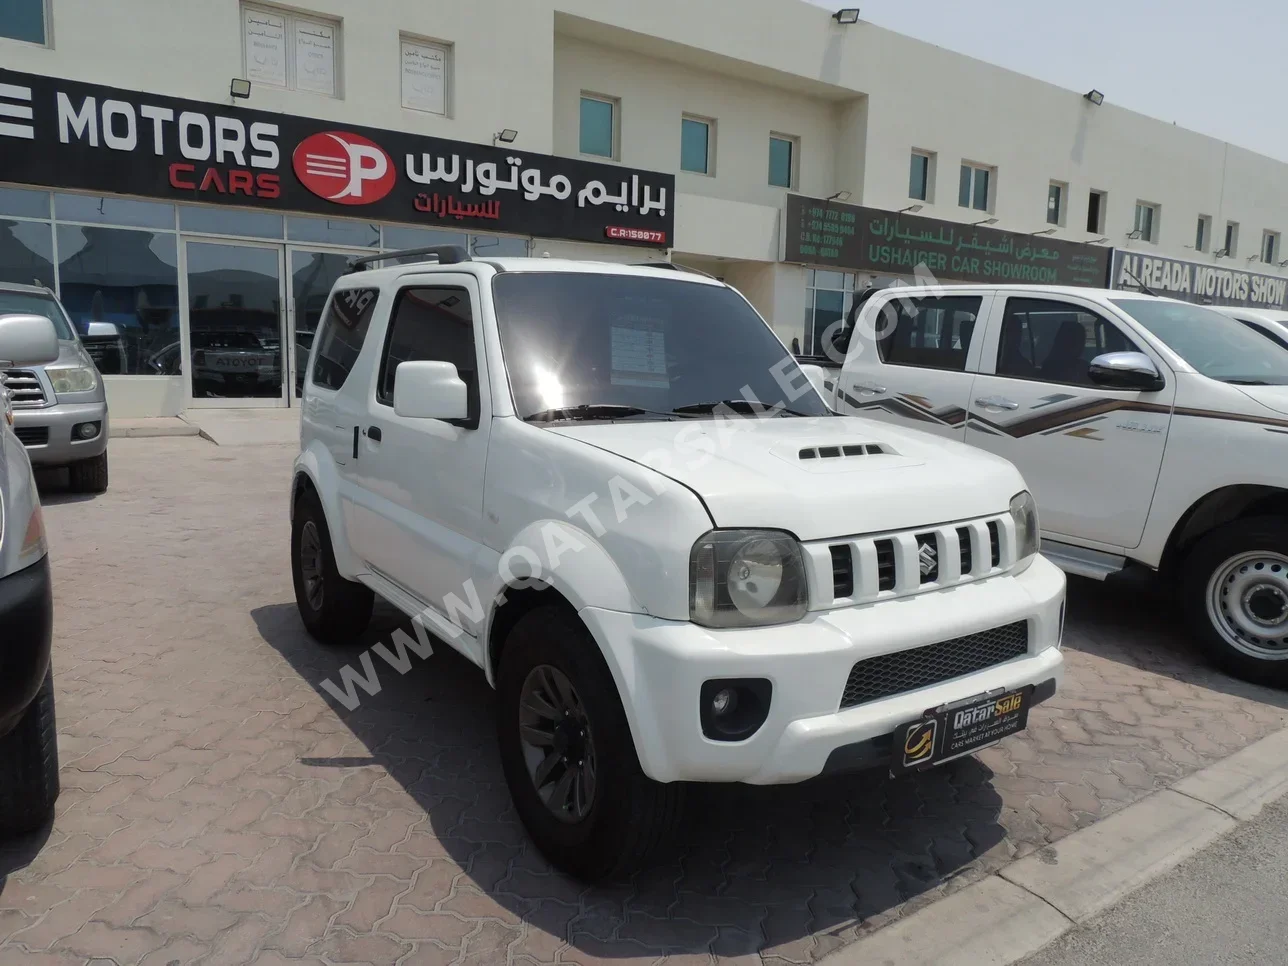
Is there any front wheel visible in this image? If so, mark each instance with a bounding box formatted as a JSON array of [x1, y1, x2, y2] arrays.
[[291, 488, 373, 646], [496, 605, 684, 882], [69, 451, 109, 494], [1181, 517, 1288, 688], [0, 668, 60, 836]]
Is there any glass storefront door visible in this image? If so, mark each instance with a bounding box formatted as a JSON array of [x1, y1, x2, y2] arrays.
[[287, 247, 369, 399], [183, 240, 287, 407]]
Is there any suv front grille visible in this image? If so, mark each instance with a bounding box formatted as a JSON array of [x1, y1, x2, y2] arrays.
[[839, 621, 1029, 709], [2, 369, 46, 408], [14, 426, 49, 446]]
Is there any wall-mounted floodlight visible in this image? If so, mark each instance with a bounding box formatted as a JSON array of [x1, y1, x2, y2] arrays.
[[1084, 89, 1105, 106], [492, 129, 519, 146], [972, 217, 998, 227], [900, 204, 923, 213], [833, 8, 861, 24], [230, 78, 251, 99], [827, 190, 852, 202], [1032, 228, 1057, 236]]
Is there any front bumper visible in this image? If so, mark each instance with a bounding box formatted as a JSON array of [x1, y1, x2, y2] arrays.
[[0, 555, 53, 737], [12, 401, 110, 466], [583, 554, 1066, 785]]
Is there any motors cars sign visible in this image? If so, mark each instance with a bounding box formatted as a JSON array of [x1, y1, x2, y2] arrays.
[[0, 68, 675, 248], [1112, 250, 1288, 310]]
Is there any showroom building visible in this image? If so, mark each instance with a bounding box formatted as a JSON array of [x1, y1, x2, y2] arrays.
[[3, 0, 1288, 417]]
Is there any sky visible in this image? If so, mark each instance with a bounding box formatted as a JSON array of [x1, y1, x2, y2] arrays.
[[806, 0, 1288, 163]]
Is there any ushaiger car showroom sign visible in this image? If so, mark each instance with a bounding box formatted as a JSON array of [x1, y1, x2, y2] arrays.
[[0, 68, 675, 247], [1112, 250, 1288, 309]]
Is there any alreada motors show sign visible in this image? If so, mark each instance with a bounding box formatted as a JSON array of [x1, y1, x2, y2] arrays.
[[1112, 250, 1288, 310], [0, 68, 674, 248]]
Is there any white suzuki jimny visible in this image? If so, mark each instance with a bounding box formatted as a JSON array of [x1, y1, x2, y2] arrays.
[[289, 247, 1065, 880]]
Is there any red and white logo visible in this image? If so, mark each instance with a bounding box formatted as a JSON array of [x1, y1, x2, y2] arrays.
[[292, 131, 395, 205]]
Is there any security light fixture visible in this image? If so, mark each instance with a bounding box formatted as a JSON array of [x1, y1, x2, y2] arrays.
[[1032, 228, 1057, 236], [827, 190, 853, 202], [1084, 89, 1105, 106], [1278, 258, 1288, 267], [1126, 229, 1144, 240], [229, 78, 252, 99], [900, 204, 924, 213], [1247, 254, 1260, 264], [972, 217, 998, 227], [833, 8, 861, 24], [1214, 248, 1230, 259], [1089, 237, 1110, 245], [492, 129, 519, 146]]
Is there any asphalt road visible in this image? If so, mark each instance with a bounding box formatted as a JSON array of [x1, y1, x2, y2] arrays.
[[1024, 795, 1288, 966]]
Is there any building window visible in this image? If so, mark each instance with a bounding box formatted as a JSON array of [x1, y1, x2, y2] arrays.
[[241, 4, 340, 97], [958, 163, 992, 211], [1195, 215, 1212, 253], [579, 94, 617, 159], [803, 270, 855, 357], [0, 0, 47, 44], [1224, 221, 1239, 256], [909, 151, 934, 202], [1133, 202, 1159, 243], [400, 36, 451, 116], [680, 116, 713, 175], [1047, 182, 1067, 226], [1263, 231, 1280, 265], [1087, 189, 1107, 233], [768, 134, 797, 189]]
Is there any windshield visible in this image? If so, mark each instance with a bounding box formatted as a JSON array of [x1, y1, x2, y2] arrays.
[[0, 290, 77, 341], [492, 272, 831, 419], [1110, 298, 1288, 385]]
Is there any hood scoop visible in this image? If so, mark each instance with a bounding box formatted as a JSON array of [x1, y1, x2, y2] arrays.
[[798, 443, 891, 460]]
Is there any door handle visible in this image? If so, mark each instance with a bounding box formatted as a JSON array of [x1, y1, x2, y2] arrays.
[[367, 426, 382, 442], [975, 396, 1019, 410], [855, 383, 887, 395]]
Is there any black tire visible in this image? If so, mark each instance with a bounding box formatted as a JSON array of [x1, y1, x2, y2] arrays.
[[291, 487, 373, 646], [1180, 516, 1288, 688], [0, 668, 60, 836], [496, 605, 684, 882], [68, 451, 108, 494]]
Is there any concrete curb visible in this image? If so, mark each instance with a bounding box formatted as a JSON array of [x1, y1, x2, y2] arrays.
[[109, 417, 202, 439], [819, 724, 1288, 966]]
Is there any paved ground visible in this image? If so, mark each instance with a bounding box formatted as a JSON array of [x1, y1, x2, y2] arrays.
[[1021, 794, 1288, 966], [1, 436, 1286, 966]]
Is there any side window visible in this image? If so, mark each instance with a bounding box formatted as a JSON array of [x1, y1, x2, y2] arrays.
[[1237, 318, 1288, 352], [997, 298, 1138, 386], [876, 296, 983, 371], [310, 288, 379, 391], [377, 286, 479, 423]]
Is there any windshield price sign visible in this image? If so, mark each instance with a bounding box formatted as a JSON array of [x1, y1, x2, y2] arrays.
[[784, 194, 1111, 287]]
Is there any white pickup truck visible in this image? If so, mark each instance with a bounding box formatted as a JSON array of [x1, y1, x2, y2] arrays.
[[289, 248, 1065, 881], [804, 284, 1288, 687]]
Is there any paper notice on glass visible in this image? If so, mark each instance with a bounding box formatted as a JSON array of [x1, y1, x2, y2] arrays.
[[402, 41, 447, 115], [294, 20, 336, 95], [610, 322, 669, 389], [244, 10, 287, 87]]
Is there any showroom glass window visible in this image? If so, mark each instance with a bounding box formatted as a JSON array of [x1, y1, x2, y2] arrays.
[[0, 0, 47, 43], [803, 269, 856, 357]]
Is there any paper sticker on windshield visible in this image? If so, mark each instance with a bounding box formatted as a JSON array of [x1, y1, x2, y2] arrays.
[[610, 322, 669, 389]]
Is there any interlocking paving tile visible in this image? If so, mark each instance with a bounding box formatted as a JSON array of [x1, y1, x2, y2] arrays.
[[0, 437, 1284, 964]]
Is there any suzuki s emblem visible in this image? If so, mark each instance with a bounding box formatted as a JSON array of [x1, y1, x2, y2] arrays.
[[918, 538, 938, 577], [293, 131, 396, 205]]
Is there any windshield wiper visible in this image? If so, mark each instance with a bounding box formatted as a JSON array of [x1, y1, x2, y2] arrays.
[[523, 404, 680, 423], [1223, 379, 1277, 386], [671, 399, 819, 417]]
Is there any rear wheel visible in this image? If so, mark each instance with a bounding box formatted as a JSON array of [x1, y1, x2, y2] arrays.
[[496, 605, 684, 882], [0, 669, 60, 836], [1182, 517, 1288, 688], [291, 488, 373, 646], [69, 451, 109, 494]]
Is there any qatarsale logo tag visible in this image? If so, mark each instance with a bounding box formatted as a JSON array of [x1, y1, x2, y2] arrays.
[[293, 131, 396, 205]]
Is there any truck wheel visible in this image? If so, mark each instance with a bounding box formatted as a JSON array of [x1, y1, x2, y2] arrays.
[[496, 605, 684, 882], [68, 451, 109, 494], [291, 488, 373, 646], [0, 668, 60, 836], [1181, 517, 1288, 688]]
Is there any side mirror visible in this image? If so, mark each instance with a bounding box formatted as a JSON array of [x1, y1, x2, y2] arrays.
[[393, 360, 468, 421], [798, 363, 830, 400], [85, 321, 122, 338], [0, 313, 60, 368], [1088, 351, 1166, 392]]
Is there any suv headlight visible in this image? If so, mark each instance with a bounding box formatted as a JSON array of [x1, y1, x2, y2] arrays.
[[690, 529, 809, 628], [1010, 490, 1040, 572], [46, 365, 98, 394]]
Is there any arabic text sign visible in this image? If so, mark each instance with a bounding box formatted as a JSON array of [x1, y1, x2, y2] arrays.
[[1112, 251, 1288, 309], [783, 195, 1111, 287]]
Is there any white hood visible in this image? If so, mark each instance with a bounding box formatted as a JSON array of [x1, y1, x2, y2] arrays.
[[549, 416, 1026, 542], [1235, 384, 1288, 418]]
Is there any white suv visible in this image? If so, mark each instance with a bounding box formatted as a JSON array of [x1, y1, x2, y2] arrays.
[[290, 248, 1065, 881]]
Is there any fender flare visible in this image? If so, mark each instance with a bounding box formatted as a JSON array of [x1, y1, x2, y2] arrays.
[[291, 443, 363, 579]]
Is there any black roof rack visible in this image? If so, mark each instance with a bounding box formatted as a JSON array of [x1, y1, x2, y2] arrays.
[[348, 245, 471, 272], [631, 261, 719, 281]]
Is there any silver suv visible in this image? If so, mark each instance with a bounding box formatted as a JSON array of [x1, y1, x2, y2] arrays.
[[0, 282, 110, 493]]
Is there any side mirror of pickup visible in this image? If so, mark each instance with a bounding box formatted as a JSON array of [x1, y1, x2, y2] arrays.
[[1088, 352, 1166, 392], [797, 363, 830, 400], [0, 313, 60, 368], [393, 360, 469, 421]]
